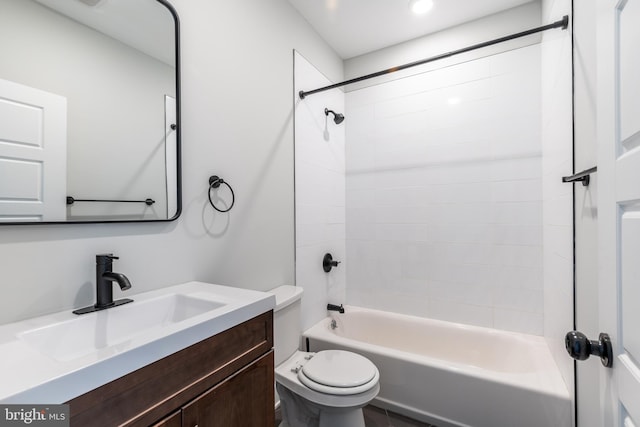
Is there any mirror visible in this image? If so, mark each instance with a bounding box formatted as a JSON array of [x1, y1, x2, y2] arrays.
[[0, 0, 180, 223]]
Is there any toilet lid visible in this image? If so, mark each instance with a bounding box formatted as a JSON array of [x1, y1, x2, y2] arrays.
[[300, 350, 377, 388]]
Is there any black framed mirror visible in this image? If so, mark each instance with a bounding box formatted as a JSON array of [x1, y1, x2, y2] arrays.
[[0, 0, 181, 224]]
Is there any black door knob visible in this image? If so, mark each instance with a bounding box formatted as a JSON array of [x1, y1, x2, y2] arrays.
[[565, 331, 613, 368]]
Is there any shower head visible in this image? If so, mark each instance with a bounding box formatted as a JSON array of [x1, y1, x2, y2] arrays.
[[325, 108, 345, 125]]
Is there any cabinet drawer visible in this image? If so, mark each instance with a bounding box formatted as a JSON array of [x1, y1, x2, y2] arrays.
[[67, 311, 273, 427]]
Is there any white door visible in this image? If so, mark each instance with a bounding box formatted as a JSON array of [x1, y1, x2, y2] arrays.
[[0, 78, 67, 222], [597, 0, 640, 425]]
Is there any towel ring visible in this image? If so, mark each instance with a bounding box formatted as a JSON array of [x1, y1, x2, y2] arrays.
[[208, 175, 235, 213]]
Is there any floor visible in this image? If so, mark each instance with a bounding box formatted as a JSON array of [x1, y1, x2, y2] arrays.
[[363, 406, 437, 427], [275, 404, 437, 427]]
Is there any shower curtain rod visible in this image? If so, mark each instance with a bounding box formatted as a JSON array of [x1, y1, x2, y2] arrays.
[[298, 15, 569, 99]]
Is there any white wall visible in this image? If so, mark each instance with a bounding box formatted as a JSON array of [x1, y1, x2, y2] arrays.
[[0, 0, 343, 326], [294, 52, 346, 331], [0, 0, 175, 219], [344, 45, 544, 334], [541, 0, 575, 405]]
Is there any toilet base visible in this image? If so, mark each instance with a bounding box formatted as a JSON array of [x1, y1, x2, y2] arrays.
[[277, 383, 366, 427]]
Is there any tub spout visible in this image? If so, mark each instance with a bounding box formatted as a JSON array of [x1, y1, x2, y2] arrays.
[[327, 303, 344, 314]]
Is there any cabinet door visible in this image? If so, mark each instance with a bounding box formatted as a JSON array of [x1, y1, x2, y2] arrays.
[[183, 351, 274, 427], [152, 411, 181, 427]]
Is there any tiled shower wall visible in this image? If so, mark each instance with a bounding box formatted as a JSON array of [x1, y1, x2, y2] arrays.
[[541, 0, 574, 397], [294, 52, 347, 331], [345, 45, 544, 335]]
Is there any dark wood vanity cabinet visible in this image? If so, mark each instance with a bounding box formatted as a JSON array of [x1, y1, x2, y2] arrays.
[[67, 311, 274, 427], [180, 351, 273, 427], [153, 412, 181, 427]]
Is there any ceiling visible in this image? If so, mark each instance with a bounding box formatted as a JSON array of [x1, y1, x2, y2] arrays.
[[287, 0, 537, 59]]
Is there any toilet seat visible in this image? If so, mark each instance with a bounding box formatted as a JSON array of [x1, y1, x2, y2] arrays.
[[297, 350, 379, 395], [275, 350, 380, 409]]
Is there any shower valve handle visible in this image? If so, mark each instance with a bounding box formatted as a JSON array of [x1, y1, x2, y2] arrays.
[[322, 253, 340, 273]]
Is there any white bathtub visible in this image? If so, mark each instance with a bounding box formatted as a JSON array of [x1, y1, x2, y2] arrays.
[[303, 306, 571, 427]]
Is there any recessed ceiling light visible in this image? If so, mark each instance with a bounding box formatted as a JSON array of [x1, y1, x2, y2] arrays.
[[409, 0, 434, 15], [326, 0, 338, 11]]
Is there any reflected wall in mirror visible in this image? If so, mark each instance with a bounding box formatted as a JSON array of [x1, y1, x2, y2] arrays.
[[0, 0, 180, 223]]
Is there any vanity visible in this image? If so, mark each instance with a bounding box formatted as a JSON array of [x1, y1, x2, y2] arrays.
[[0, 282, 276, 427], [68, 312, 274, 426]]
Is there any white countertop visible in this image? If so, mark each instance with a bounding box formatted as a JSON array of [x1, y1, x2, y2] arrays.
[[0, 281, 275, 403]]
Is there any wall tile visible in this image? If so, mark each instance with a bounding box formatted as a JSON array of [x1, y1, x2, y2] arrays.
[[344, 44, 544, 335], [427, 299, 494, 328], [541, 0, 574, 393], [492, 180, 542, 202], [295, 53, 346, 330], [491, 201, 542, 225], [493, 286, 544, 313]]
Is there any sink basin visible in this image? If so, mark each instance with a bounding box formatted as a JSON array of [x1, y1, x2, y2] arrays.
[[0, 281, 275, 404], [18, 293, 226, 362]]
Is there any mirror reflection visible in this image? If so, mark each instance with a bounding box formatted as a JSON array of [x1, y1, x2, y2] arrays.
[[0, 0, 180, 223]]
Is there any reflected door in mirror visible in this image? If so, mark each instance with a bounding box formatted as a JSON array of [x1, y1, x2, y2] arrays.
[[0, 0, 180, 223]]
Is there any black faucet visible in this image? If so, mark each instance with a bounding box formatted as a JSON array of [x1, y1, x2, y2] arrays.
[[73, 254, 133, 315], [327, 303, 345, 314]]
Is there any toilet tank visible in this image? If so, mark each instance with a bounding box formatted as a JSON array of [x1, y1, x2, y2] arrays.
[[268, 285, 304, 366]]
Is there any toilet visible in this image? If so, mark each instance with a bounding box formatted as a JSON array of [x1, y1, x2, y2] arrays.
[[269, 285, 380, 427]]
